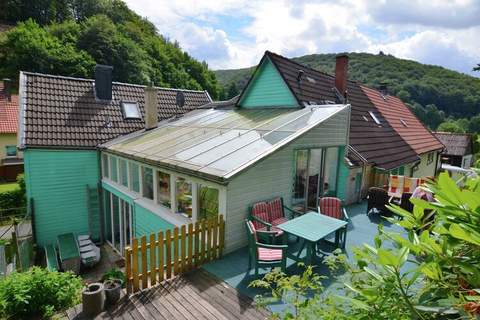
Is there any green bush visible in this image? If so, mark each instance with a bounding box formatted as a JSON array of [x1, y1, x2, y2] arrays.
[[101, 268, 126, 287], [0, 174, 26, 216], [0, 267, 82, 319]]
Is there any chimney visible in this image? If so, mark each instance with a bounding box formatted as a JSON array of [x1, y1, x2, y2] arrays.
[[379, 82, 388, 96], [94, 64, 113, 101], [144, 85, 158, 130], [335, 53, 349, 98], [2, 78, 11, 102]]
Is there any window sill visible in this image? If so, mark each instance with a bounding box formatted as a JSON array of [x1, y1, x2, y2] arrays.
[[135, 198, 192, 227]]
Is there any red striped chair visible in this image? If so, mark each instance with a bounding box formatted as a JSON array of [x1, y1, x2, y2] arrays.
[[245, 220, 287, 277], [318, 197, 349, 249], [268, 197, 291, 226]]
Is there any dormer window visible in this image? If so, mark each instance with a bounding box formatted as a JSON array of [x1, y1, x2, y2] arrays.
[[121, 101, 141, 119], [368, 111, 381, 125]]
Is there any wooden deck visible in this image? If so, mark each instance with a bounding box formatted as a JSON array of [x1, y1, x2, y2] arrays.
[[62, 269, 270, 320]]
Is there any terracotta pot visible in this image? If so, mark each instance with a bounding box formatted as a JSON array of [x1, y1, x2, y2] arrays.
[[104, 279, 123, 305], [82, 282, 104, 316]]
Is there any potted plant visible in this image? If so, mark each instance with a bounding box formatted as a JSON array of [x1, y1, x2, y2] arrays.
[[82, 282, 104, 316], [104, 279, 122, 305]]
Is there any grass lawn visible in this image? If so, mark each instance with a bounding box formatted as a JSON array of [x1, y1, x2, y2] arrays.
[[0, 182, 19, 193]]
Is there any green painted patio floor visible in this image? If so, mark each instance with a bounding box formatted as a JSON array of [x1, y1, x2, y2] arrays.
[[203, 201, 404, 314]]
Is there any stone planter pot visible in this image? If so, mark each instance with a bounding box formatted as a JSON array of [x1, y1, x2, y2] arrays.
[[104, 279, 123, 305], [82, 282, 104, 316]]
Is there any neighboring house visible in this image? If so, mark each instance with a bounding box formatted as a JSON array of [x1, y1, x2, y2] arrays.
[[434, 132, 473, 168], [18, 68, 212, 248], [19, 67, 350, 255], [0, 79, 23, 182]]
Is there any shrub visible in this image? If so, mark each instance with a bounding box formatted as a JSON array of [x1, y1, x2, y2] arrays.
[[0, 174, 26, 215], [101, 268, 126, 287], [0, 267, 82, 319]]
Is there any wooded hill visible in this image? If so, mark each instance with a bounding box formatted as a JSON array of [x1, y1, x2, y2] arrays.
[[216, 52, 480, 132], [0, 0, 220, 98]]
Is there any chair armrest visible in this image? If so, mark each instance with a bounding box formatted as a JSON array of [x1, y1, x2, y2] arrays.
[[250, 215, 272, 229], [283, 205, 301, 218], [342, 208, 350, 221]]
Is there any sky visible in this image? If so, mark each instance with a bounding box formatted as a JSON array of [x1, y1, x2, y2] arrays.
[[124, 0, 480, 76]]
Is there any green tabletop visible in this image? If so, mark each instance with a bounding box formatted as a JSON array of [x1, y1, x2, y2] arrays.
[[57, 233, 80, 261], [277, 212, 347, 242]]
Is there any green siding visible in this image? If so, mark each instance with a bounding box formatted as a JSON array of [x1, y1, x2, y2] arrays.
[[239, 58, 298, 108], [336, 146, 349, 202], [134, 204, 174, 238], [102, 181, 134, 205], [24, 149, 100, 247]]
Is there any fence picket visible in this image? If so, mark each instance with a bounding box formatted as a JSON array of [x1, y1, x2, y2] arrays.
[[165, 229, 172, 279], [126, 215, 224, 294], [149, 233, 156, 286], [158, 231, 164, 282], [132, 238, 139, 292]]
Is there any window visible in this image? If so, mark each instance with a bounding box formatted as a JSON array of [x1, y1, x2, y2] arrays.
[[110, 156, 118, 182], [400, 119, 408, 127], [129, 162, 140, 193], [5, 145, 16, 157], [323, 147, 339, 197], [176, 177, 192, 218], [368, 111, 381, 125], [119, 159, 128, 187], [198, 185, 219, 221], [142, 167, 153, 200], [121, 102, 141, 119], [293, 150, 308, 208], [427, 152, 434, 165], [102, 154, 109, 178], [157, 171, 171, 208]]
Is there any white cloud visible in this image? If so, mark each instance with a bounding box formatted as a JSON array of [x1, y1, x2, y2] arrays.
[[124, 0, 480, 76]]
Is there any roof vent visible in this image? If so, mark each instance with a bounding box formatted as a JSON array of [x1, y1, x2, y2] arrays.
[[379, 82, 388, 99], [400, 119, 408, 127], [2, 78, 11, 102], [95, 64, 113, 101]]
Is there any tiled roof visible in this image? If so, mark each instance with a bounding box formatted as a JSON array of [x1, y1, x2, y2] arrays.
[[434, 132, 472, 156], [19, 72, 212, 148], [0, 82, 19, 134], [260, 51, 419, 170], [361, 85, 444, 155]]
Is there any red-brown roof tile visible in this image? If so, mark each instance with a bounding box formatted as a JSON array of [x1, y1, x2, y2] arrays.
[[0, 82, 19, 134], [361, 85, 444, 155]]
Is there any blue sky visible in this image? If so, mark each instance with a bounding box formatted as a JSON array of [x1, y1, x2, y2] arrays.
[[124, 0, 480, 77]]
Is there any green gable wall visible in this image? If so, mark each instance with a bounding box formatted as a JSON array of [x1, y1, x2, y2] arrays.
[[238, 58, 298, 108], [24, 149, 100, 247]]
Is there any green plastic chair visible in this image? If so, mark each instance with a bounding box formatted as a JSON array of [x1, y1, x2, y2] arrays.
[[245, 220, 288, 277]]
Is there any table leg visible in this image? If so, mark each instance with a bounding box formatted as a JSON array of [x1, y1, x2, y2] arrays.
[[305, 241, 314, 265], [335, 230, 340, 248]]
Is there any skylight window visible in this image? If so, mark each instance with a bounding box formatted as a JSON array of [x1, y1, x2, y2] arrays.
[[368, 111, 381, 125], [400, 119, 408, 127], [121, 102, 141, 119]]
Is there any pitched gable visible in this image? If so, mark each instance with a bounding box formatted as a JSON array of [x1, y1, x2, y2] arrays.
[[238, 57, 298, 108]]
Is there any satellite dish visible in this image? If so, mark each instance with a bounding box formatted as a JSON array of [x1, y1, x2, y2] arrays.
[[176, 91, 185, 108]]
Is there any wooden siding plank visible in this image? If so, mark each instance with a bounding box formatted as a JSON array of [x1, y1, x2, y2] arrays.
[[141, 236, 148, 290], [180, 225, 186, 273], [173, 227, 179, 276], [158, 231, 164, 282], [187, 223, 193, 271]]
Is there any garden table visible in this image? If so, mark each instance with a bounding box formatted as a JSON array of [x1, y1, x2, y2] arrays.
[[277, 211, 348, 265]]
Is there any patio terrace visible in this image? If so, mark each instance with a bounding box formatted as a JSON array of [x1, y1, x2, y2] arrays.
[[203, 201, 404, 314]]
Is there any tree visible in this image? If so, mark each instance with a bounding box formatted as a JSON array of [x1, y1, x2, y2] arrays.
[[469, 115, 480, 134], [226, 82, 239, 99], [437, 120, 465, 133], [474, 64, 480, 72]]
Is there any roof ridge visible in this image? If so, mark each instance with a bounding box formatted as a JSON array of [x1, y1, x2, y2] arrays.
[[21, 71, 209, 94]]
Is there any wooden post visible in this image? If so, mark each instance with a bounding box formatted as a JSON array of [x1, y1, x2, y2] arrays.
[[187, 223, 193, 271], [173, 227, 179, 275], [180, 225, 186, 273], [11, 221, 21, 272], [207, 220, 213, 262], [200, 219, 207, 264], [219, 215, 225, 257], [212, 216, 218, 259], [158, 231, 164, 282], [165, 229, 172, 279], [132, 238, 139, 292], [141, 236, 148, 290], [149, 233, 156, 286], [125, 247, 132, 294], [194, 221, 200, 267]]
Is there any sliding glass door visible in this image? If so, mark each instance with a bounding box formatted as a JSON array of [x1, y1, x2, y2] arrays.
[[104, 190, 134, 255], [293, 147, 339, 212]]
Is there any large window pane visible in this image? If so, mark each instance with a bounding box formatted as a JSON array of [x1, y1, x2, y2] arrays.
[[110, 156, 118, 182], [307, 149, 322, 209], [104, 191, 112, 242], [323, 147, 339, 197], [102, 154, 109, 178], [142, 167, 153, 200], [176, 177, 192, 218], [293, 150, 308, 210], [157, 171, 171, 208], [119, 159, 128, 187], [198, 185, 219, 221], [112, 194, 120, 251], [130, 162, 140, 193]]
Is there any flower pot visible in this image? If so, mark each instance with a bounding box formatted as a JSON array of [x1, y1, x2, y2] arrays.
[[104, 279, 123, 305], [82, 282, 104, 316]]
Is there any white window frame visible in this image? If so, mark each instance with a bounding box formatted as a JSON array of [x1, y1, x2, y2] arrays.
[[368, 111, 381, 125]]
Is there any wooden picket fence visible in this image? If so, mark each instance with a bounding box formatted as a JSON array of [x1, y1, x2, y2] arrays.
[[124, 215, 225, 294]]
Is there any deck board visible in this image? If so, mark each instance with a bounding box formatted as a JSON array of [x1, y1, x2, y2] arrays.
[[61, 269, 269, 320]]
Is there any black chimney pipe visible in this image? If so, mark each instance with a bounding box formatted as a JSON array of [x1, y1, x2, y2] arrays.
[[3, 78, 11, 102], [94, 65, 113, 101]]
